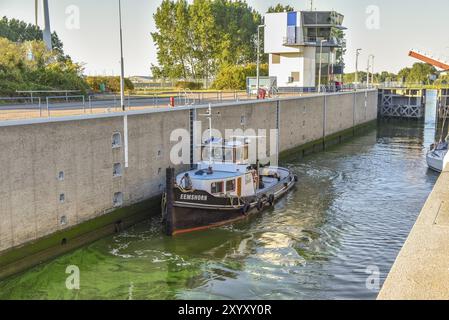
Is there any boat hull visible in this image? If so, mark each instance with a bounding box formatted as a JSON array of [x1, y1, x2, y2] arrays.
[[426, 150, 447, 172], [163, 168, 297, 235]]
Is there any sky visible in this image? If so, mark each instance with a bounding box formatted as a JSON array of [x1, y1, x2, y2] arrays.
[[1, 0, 449, 76]]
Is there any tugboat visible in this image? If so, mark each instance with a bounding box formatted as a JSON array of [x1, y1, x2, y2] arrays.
[[161, 106, 297, 236]]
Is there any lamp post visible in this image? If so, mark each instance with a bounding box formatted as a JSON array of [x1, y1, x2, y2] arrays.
[[118, 0, 125, 111], [256, 24, 265, 98], [355, 48, 362, 89], [42, 0, 52, 51], [318, 39, 326, 93], [367, 54, 374, 88]]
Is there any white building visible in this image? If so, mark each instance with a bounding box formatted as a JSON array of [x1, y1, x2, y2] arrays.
[[264, 11, 346, 90]]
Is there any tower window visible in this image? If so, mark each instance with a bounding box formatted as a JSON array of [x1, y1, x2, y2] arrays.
[[272, 54, 281, 64], [291, 72, 300, 82]]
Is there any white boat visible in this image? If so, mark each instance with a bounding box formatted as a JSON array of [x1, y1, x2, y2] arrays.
[[426, 141, 448, 172]]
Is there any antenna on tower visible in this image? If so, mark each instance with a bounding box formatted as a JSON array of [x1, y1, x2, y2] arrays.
[[310, 0, 314, 11]]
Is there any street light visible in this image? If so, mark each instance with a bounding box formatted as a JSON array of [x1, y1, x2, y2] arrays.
[[318, 39, 326, 93], [118, 0, 125, 111], [367, 54, 374, 88], [256, 24, 265, 98], [355, 48, 362, 89]]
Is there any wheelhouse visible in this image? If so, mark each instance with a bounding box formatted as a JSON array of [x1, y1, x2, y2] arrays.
[[200, 137, 251, 165]]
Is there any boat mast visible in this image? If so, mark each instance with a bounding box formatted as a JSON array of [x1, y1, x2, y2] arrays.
[[208, 104, 213, 165]]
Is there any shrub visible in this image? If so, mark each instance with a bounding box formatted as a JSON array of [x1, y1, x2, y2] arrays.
[[85, 76, 134, 93], [175, 81, 203, 90], [212, 63, 268, 90]]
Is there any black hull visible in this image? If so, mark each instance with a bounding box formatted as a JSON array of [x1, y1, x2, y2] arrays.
[[163, 168, 297, 235]]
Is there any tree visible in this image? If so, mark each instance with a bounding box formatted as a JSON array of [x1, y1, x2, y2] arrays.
[[151, 0, 189, 79], [85, 76, 134, 93], [267, 4, 295, 13], [0, 37, 88, 96], [0, 16, 66, 60], [212, 0, 262, 65], [151, 0, 262, 81], [332, 28, 346, 72], [397, 63, 437, 84], [212, 63, 268, 90], [343, 71, 368, 84], [377, 71, 397, 83], [408, 63, 437, 84], [189, 0, 218, 81]]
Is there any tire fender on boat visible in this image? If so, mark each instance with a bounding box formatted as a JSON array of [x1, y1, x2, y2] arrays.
[[294, 175, 298, 182], [242, 202, 250, 215], [268, 194, 275, 206], [256, 199, 264, 211]]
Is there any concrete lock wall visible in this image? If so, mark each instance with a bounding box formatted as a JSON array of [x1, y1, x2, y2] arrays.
[[0, 90, 377, 277]]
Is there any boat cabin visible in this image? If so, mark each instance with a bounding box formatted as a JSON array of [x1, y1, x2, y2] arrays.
[[200, 137, 251, 165], [176, 138, 259, 197]]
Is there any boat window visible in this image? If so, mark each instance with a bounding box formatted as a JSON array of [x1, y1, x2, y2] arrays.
[[202, 147, 224, 162], [245, 173, 253, 185], [201, 147, 209, 162], [226, 180, 236, 192], [224, 148, 233, 162], [243, 145, 249, 160], [235, 147, 243, 162], [213, 147, 223, 161], [211, 181, 224, 194]]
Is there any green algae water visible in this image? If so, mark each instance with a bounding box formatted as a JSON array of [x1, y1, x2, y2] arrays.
[[0, 120, 439, 300]]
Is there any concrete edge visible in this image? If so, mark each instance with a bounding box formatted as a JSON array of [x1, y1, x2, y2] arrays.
[[377, 163, 449, 300], [0, 90, 377, 128]]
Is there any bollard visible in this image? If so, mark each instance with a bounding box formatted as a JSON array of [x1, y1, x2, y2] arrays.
[[170, 96, 175, 107]]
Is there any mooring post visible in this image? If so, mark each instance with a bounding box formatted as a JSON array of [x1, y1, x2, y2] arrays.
[[165, 167, 175, 236]]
